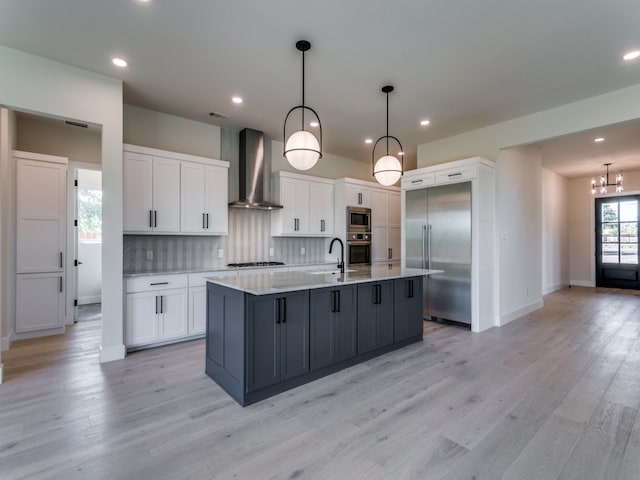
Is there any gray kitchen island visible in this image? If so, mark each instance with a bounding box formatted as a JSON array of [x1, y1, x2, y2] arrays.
[[205, 265, 441, 406]]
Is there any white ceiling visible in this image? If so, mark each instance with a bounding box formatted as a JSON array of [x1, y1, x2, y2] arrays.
[[2, 0, 640, 172]]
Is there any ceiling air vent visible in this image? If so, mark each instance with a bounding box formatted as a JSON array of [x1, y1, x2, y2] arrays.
[[209, 111, 228, 120]]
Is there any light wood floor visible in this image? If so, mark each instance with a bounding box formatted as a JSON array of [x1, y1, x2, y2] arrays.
[[1, 287, 639, 480]]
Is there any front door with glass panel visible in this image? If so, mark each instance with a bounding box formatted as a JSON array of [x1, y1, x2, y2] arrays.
[[595, 195, 639, 289]]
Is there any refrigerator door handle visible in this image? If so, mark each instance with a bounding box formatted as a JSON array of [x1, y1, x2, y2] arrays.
[[422, 225, 427, 269], [428, 224, 432, 271]]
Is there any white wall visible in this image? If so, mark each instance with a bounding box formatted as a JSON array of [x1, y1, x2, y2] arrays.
[[541, 168, 569, 294], [124, 104, 221, 159], [0, 45, 124, 363], [16, 114, 101, 164], [568, 170, 640, 287], [496, 145, 544, 325]]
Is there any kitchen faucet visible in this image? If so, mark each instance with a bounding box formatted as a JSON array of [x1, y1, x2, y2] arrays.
[[329, 237, 345, 274]]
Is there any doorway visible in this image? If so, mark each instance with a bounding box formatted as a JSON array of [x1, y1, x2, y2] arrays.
[[75, 168, 102, 322], [595, 195, 639, 289]]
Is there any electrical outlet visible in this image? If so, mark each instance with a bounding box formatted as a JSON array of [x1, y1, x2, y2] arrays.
[[146, 250, 153, 261], [218, 249, 224, 258], [301, 247, 306, 256], [269, 247, 275, 257]]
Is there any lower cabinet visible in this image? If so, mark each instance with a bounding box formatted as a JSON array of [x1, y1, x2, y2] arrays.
[[357, 280, 394, 354], [188, 286, 207, 335], [246, 290, 310, 392], [394, 277, 424, 341], [309, 284, 357, 371], [126, 288, 188, 347], [16, 273, 65, 333]]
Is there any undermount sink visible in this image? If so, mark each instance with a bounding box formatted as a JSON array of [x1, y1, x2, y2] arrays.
[[306, 269, 358, 275]]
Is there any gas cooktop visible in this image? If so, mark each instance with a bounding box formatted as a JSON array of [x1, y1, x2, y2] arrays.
[[227, 261, 285, 268]]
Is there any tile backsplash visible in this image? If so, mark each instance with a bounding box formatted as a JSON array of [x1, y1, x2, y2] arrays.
[[123, 209, 328, 273]]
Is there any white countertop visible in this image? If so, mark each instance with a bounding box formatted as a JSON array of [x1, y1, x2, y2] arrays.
[[123, 262, 337, 278], [205, 265, 443, 295]]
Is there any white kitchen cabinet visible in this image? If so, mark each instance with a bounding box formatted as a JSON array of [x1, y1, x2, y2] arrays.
[[124, 144, 229, 235], [370, 190, 401, 263], [180, 161, 229, 235], [271, 171, 334, 237], [309, 181, 334, 235], [123, 150, 180, 233], [16, 273, 65, 333], [14, 151, 68, 336], [125, 274, 188, 348], [188, 271, 238, 335], [345, 184, 371, 208]]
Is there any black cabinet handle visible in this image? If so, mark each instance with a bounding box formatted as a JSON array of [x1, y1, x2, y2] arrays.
[[160, 295, 164, 314], [59, 276, 63, 293], [331, 291, 336, 313], [374, 284, 382, 305], [275, 298, 281, 324], [154, 210, 158, 228], [358, 192, 362, 205], [206, 213, 209, 229], [281, 297, 287, 323], [408, 280, 414, 298], [321, 219, 325, 232], [149, 210, 153, 228], [59, 252, 63, 268], [388, 248, 392, 259], [202, 213, 206, 229], [411, 179, 423, 184], [336, 290, 341, 313], [150, 282, 169, 286], [448, 172, 463, 177], [155, 295, 159, 314]]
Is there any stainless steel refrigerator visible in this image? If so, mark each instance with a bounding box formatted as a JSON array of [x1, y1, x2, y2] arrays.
[[405, 181, 471, 325]]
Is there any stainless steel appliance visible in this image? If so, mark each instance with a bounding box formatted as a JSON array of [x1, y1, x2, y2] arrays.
[[405, 181, 471, 325], [347, 206, 371, 232], [347, 231, 371, 266]]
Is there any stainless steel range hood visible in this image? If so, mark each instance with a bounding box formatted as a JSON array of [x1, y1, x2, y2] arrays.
[[229, 128, 283, 210]]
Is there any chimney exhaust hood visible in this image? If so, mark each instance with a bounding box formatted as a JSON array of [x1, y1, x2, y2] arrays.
[[229, 128, 283, 210]]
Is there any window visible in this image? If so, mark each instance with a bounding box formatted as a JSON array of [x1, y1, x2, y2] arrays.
[[78, 187, 102, 242]]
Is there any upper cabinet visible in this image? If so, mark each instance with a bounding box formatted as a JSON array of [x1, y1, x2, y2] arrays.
[[345, 184, 371, 208], [271, 171, 334, 237], [123, 144, 229, 235]]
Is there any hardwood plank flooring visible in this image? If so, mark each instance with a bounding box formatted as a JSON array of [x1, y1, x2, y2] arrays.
[[1, 286, 639, 479]]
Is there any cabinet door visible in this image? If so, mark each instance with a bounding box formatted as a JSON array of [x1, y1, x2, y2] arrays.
[[357, 283, 378, 354], [189, 286, 207, 335], [152, 157, 181, 232], [309, 288, 334, 371], [346, 185, 371, 207], [389, 226, 401, 262], [123, 152, 153, 232], [394, 277, 423, 342], [309, 182, 334, 235], [180, 162, 206, 233], [371, 225, 389, 263], [388, 193, 401, 227], [16, 159, 66, 273], [376, 281, 394, 349], [205, 165, 228, 235], [280, 290, 310, 381], [159, 288, 188, 340], [334, 284, 357, 362], [126, 291, 159, 346], [371, 190, 388, 226], [247, 295, 280, 392], [16, 273, 64, 333]]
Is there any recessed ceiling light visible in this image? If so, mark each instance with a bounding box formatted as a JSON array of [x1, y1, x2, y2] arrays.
[[232, 96, 243, 104], [594, 137, 605, 142], [420, 119, 430, 126], [310, 121, 319, 127], [112, 57, 127, 68], [622, 50, 640, 61], [365, 138, 373, 144]]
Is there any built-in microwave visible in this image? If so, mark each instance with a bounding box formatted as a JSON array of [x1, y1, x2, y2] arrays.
[[347, 207, 371, 232]]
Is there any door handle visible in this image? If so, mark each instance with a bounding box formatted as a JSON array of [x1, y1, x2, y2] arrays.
[[331, 290, 337, 313], [336, 290, 341, 313], [160, 295, 163, 314], [408, 279, 414, 298], [59, 252, 63, 268], [448, 172, 463, 177], [155, 295, 159, 314], [149, 210, 153, 228], [154, 210, 158, 228], [411, 179, 423, 184], [206, 213, 209, 229], [281, 297, 287, 323], [202, 213, 206, 229], [428, 224, 432, 271], [275, 298, 281, 324], [59, 276, 63, 293], [150, 282, 169, 286], [374, 284, 381, 304]]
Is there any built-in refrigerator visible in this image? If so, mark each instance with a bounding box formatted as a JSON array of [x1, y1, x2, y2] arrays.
[[405, 181, 471, 325]]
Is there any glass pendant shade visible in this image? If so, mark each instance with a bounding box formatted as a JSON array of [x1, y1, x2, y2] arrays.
[[374, 155, 402, 186], [285, 130, 320, 170]]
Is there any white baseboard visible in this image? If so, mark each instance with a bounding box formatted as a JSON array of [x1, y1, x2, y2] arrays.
[[1, 329, 14, 351], [499, 299, 544, 326], [79, 296, 101, 305], [570, 280, 595, 288], [542, 282, 570, 295], [14, 327, 64, 341], [99, 344, 126, 363]]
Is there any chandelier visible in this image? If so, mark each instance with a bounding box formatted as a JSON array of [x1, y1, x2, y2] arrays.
[[591, 163, 623, 195]]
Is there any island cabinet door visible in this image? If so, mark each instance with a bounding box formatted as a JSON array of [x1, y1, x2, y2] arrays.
[[357, 280, 394, 354], [280, 290, 310, 381], [309, 288, 335, 371], [333, 285, 357, 363], [394, 277, 424, 342], [247, 294, 281, 392]]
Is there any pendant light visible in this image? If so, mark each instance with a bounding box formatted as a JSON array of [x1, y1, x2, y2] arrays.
[[590, 163, 623, 195], [372, 85, 403, 186], [283, 40, 322, 170]]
